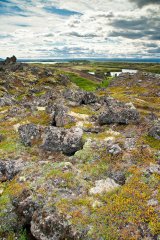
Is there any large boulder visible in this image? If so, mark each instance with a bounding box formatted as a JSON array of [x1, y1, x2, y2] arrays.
[[99, 101, 140, 125], [52, 104, 75, 127], [83, 91, 97, 104], [148, 122, 160, 140], [64, 89, 97, 105], [12, 189, 39, 226], [42, 127, 83, 155], [0, 160, 18, 182], [31, 207, 77, 240], [2, 56, 25, 71], [64, 89, 85, 105], [108, 144, 122, 155], [0, 94, 15, 107], [18, 124, 41, 147], [4, 55, 17, 65]]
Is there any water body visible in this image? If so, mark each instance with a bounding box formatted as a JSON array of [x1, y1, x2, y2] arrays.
[[7, 58, 160, 63]]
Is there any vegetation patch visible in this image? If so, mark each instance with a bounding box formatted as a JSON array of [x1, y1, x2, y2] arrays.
[[67, 72, 99, 91], [144, 135, 160, 150]]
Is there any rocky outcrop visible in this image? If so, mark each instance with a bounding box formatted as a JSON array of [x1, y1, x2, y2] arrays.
[[52, 104, 75, 127], [99, 100, 140, 125], [4, 55, 17, 65], [42, 127, 83, 155], [64, 89, 97, 105], [18, 124, 41, 147], [0, 160, 18, 182], [0, 159, 28, 182], [83, 91, 97, 104], [31, 207, 78, 240], [148, 122, 160, 140], [0, 94, 15, 107], [108, 144, 122, 155], [12, 189, 39, 227], [0, 56, 25, 72]]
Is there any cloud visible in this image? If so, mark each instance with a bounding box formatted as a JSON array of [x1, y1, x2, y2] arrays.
[[66, 31, 99, 38], [147, 47, 160, 54], [129, 0, 160, 8], [0, 0, 160, 58], [109, 31, 145, 39]]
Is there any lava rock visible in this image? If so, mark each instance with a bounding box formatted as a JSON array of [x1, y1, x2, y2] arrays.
[[0, 160, 18, 182], [4, 55, 17, 65], [42, 127, 83, 156], [31, 207, 79, 240], [52, 104, 75, 127], [18, 124, 41, 147], [64, 89, 97, 105], [148, 122, 160, 140], [0, 94, 15, 107], [13, 189, 39, 226], [99, 101, 140, 125], [83, 92, 97, 104], [108, 144, 122, 155], [64, 89, 85, 105], [109, 171, 126, 185]]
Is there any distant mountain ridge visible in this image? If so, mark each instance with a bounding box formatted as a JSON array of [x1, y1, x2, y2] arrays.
[[0, 57, 160, 63]]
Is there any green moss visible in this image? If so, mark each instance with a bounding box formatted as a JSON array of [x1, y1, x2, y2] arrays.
[[144, 135, 160, 150], [101, 77, 113, 88], [0, 194, 10, 217], [67, 72, 99, 91], [83, 122, 94, 129], [34, 91, 46, 97], [18, 229, 27, 240], [64, 122, 76, 129], [16, 94, 27, 101], [24, 111, 51, 126], [71, 106, 95, 116], [56, 169, 159, 239], [0, 129, 25, 157]]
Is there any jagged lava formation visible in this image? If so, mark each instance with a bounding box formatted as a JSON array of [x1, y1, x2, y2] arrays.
[[0, 57, 160, 240]]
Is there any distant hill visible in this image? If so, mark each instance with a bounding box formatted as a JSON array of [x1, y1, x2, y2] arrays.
[[19, 58, 160, 63], [0, 58, 4, 61]]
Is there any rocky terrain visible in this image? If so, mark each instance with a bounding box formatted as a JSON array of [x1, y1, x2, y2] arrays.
[[0, 57, 160, 240]]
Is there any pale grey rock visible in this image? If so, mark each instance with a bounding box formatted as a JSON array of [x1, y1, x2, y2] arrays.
[[52, 104, 75, 127], [108, 144, 122, 155], [18, 124, 41, 147], [148, 122, 160, 140], [147, 199, 158, 206], [0, 160, 17, 182], [89, 178, 120, 195], [124, 138, 136, 150]]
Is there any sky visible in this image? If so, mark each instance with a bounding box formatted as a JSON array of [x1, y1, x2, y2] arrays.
[[0, 0, 160, 59]]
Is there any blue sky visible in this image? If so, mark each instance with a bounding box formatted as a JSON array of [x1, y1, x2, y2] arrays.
[[0, 0, 159, 58]]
